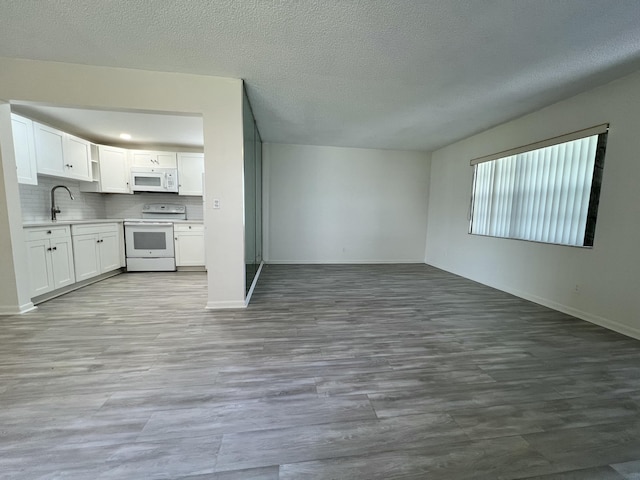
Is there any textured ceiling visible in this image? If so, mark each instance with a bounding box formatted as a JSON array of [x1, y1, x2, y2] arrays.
[[1, 0, 640, 151]]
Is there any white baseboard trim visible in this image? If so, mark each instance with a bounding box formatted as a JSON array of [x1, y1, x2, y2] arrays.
[[245, 261, 264, 306], [266, 260, 425, 264], [205, 300, 247, 310], [0, 301, 37, 316], [425, 261, 640, 342], [500, 285, 640, 341]]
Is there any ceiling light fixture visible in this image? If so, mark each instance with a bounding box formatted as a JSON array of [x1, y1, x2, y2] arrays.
[[119, 133, 132, 140]]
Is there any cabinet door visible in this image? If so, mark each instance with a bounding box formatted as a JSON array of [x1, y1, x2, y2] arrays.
[[72, 234, 100, 281], [34, 123, 65, 177], [98, 145, 130, 193], [51, 237, 76, 288], [156, 152, 177, 168], [177, 153, 204, 196], [64, 134, 92, 181], [175, 232, 205, 266], [131, 151, 155, 167], [131, 150, 177, 168], [99, 231, 121, 273], [11, 114, 38, 185], [26, 239, 54, 297]]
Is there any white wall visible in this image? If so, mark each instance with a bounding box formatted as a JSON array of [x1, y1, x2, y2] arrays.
[[265, 143, 431, 263], [426, 69, 640, 339], [0, 103, 33, 314], [0, 57, 245, 311]]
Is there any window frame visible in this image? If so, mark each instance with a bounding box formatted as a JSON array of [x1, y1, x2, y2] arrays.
[[467, 125, 608, 248]]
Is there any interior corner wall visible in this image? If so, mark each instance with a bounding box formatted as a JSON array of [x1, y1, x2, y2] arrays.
[[425, 69, 640, 340], [264, 143, 431, 263], [0, 103, 33, 314]]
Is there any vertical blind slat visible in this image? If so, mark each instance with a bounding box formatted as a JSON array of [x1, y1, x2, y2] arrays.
[[470, 133, 601, 246]]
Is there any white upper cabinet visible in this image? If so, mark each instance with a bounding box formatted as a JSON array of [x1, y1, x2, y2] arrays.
[[131, 150, 177, 168], [33, 121, 92, 182], [34, 122, 65, 177], [11, 114, 38, 185], [177, 152, 204, 196], [99, 145, 131, 193], [81, 145, 131, 194], [64, 134, 92, 181]]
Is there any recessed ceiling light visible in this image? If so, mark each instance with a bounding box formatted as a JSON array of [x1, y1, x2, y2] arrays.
[[119, 133, 132, 140]]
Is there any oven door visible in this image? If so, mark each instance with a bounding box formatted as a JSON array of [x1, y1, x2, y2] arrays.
[[124, 222, 174, 258]]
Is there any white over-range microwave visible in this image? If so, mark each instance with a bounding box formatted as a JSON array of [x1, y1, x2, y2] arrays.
[[130, 168, 179, 193]]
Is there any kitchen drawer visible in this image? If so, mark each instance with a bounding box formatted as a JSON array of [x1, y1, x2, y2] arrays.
[[24, 226, 71, 241], [71, 223, 119, 236], [174, 223, 204, 233]]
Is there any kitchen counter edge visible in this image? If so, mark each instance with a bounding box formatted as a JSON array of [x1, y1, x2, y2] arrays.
[[24, 219, 204, 227]]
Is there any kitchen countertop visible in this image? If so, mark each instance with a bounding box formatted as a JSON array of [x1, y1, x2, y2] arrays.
[[24, 219, 204, 227]]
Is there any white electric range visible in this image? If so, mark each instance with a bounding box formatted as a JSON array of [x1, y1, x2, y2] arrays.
[[124, 204, 187, 272]]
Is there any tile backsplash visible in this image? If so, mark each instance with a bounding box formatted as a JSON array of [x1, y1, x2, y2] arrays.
[[104, 193, 204, 220], [19, 177, 204, 222], [19, 176, 107, 222]]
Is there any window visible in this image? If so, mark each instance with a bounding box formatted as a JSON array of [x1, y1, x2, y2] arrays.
[[469, 125, 608, 247]]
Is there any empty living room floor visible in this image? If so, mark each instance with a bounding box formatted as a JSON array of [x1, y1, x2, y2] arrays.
[[1, 264, 640, 479]]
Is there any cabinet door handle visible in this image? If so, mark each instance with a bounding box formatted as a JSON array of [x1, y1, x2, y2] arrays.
[[46, 230, 52, 234], [47, 247, 52, 251], [52, 246, 57, 251]]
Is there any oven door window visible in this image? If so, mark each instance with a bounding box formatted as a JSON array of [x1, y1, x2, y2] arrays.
[[133, 231, 167, 250]]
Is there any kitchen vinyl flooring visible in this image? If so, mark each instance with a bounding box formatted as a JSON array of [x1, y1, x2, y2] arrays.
[[1, 264, 640, 479]]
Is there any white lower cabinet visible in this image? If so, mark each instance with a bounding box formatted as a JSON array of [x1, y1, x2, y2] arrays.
[[25, 226, 75, 297], [72, 223, 121, 281], [174, 223, 205, 267], [72, 234, 100, 281]]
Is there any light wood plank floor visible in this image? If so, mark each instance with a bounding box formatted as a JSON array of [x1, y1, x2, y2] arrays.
[[1, 264, 640, 479]]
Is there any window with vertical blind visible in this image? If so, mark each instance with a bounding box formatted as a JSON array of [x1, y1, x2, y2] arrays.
[[469, 125, 608, 247]]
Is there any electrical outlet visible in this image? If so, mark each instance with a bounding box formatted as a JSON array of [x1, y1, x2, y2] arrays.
[[213, 198, 221, 209]]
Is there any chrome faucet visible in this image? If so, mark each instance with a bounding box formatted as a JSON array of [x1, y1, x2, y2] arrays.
[[51, 185, 74, 222]]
